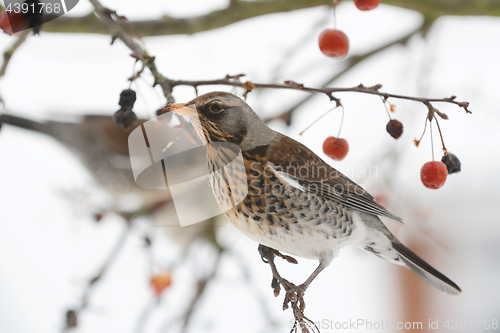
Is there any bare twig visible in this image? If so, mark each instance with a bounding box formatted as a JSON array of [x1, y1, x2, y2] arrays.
[[267, 22, 425, 124], [63, 219, 132, 331], [63, 199, 172, 331], [88, 0, 175, 103], [230, 250, 281, 331], [89, 0, 470, 123], [80, 221, 131, 310], [43, 0, 336, 36], [133, 297, 158, 333], [164, 77, 471, 117], [0, 30, 30, 78], [179, 247, 224, 333], [38, 0, 500, 37]]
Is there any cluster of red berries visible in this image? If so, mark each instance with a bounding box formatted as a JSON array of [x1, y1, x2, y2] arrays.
[[319, 0, 381, 59], [323, 131, 461, 190], [321, 106, 461, 190]]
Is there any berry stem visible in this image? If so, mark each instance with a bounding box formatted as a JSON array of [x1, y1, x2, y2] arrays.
[[337, 105, 345, 138], [434, 117, 447, 153], [333, 0, 338, 30], [414, 118, 427, 147], [129, 61, 137, 89], [380, 96, 392, 120], [299, 105, 339, 135], [430, 120, 435, 161]]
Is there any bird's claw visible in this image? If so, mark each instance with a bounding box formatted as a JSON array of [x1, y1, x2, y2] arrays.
[[282, 282, 306, 311], [275, 251, 298, 264], [272, 277, 281, 297], [258, 244, 273, 263], [257, 245, 314, 332]]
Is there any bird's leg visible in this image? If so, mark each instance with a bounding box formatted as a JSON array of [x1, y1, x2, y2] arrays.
[[259, 245, 322, 332], [283, 263, 325, 311], [258, 244, 296, 297]]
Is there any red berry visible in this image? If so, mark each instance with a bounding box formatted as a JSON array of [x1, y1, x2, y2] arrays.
[[354, 0, 381, 11], [318, 29, 349, 59], [420, 161, 448, 189], [150, 272, 172, 295], [0, 10, 26, 36], [323, 137, 349, 161]]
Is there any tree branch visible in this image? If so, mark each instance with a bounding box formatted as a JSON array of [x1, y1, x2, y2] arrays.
[[45, 0, 334, 35], [0, 30, 30, 78], [179, 248, 223, 333], [267, 21, 426, 125], [160, 75, 471, 118], [39, 0, 500, 36], [88, 0, 175, 103], [87, 0, 472, 120]]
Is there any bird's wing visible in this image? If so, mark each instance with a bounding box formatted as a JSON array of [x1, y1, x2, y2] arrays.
[[265, 133, 403, 223]]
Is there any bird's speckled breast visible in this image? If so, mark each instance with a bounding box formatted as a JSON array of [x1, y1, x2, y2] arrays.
[[208, 146, 357, 260]]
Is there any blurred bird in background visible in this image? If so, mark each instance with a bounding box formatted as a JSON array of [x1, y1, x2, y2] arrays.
[[0, 111, 221, 247]]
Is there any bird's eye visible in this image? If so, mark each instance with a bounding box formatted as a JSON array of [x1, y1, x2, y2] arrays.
[[209, 102, 223, 113]]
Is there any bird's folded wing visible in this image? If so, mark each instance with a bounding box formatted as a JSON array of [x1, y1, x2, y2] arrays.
[[266, 134, 403, 223]]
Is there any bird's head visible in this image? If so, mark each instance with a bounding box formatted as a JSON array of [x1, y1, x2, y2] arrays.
[[164, 91, 275, 150]]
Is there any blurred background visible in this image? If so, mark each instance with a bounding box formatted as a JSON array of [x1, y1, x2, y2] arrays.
[[0, 0, 499, 332]]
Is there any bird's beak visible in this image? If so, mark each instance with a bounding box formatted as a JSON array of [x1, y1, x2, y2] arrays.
[[162, 103, 197, 117]]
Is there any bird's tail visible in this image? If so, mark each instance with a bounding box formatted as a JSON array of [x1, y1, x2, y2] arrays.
[[0, 114, 50, 134], [392, 240, 461, 295]]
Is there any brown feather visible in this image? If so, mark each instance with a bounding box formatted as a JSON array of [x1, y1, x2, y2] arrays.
[[265, 133, 403, 223]]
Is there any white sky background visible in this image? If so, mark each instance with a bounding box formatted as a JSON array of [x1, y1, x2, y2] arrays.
[[0, 1, 499, 333]]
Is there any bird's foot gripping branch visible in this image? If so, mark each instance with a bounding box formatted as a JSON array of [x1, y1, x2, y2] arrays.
[[259, 244, 320, 333]]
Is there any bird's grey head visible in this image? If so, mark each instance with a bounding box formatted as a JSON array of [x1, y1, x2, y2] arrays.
[[166, 91, 275, 150]]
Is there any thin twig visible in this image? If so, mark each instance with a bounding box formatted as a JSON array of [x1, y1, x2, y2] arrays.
[[230, 250, 281, 332], [133, 297, 158, 333], [63, 219, 132, 331], [79, 220, 132, 310], [0, 30, 30, 78], [89, 0, 470, 121], [167, 77, 471, 116], [179, 248, 224, 333], [266, 23, 425, 124], [88, 0, 175, 103]]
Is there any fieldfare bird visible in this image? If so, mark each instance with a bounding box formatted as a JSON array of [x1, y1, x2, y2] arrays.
[[165, 91, 461, 302]]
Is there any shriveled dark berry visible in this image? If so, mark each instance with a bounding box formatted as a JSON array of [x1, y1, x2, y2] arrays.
[[386, 119, 403, 139], [441, 153, 461, 174], [113, 109, 138, 129], [118, 89, 137, 111]]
